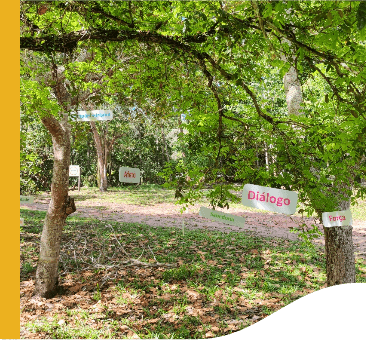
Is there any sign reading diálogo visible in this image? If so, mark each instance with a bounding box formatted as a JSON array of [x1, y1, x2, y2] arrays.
[[322, 210, 352, 228], [241, 184, 298, 215], [72, 110, 113, 122], [199, 207, 246, 227], [119, 167, 140, 183], [20, 196, 34, 204], [69, 165, 80, 177]]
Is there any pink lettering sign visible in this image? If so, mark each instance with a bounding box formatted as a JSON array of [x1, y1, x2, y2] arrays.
[[242, 184, 297, 215], [322, 210, 352, 227]]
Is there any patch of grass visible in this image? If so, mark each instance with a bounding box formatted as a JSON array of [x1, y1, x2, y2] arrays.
[[162, 264, 199, 282], [26, 315, 118, 339], [21, 206, 366, 339], [22, 262, 35, 274]]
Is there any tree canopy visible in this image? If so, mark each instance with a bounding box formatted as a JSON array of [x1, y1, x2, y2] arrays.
[[21, 0, 365, 212]]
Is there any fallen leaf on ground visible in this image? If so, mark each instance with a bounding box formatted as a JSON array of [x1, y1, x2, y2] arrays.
[[249, 249, 259, 255]]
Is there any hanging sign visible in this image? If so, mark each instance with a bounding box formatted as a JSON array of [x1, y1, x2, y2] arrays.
[[20, 196, 34, 204], [69, 165, 80, 177], [322, 210, 353, 228], [241, 184, 298, 215], [71, 110, 113, 122], [119, 167, 140, 183], [199, 207, 246, 227]]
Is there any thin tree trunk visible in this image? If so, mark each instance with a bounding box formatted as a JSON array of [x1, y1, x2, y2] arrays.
[[282, 49, 355, 287], [35, 114, 76, 298], [90, 121, 108, 192], [264, 141, 269, 171], [160, 123, 169, 163]]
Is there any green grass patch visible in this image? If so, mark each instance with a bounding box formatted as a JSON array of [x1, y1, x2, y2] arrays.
[[21, 208, 366, 339]]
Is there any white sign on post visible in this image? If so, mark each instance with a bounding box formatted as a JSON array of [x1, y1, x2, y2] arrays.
[[20, 196, 34, 204], [119, 167, 140, 184], [322, 210, 353, 228], [199, 207, 246, 227], [71, 110, 113, 122], [241, 184, 298, 215], [69, 165, 80, 177]]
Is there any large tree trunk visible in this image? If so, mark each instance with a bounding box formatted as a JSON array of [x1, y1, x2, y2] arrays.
[[90, 121, 108, 192], [35, 114, 76, 298], [282, 52, 356, 287]]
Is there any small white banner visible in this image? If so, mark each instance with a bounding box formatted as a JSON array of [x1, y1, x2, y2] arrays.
[[199, 207, 246, 227], [119, 167, 140, 183], [20, 196, 34, 204], [20, 218, 24, 226], [241, 184, 298, 215], [69, 165, 80, 177], [72, 110, 113, 121], [322, 210, 353, 227]]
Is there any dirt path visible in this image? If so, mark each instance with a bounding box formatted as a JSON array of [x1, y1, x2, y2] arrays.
[[22, 199, 366, 259]]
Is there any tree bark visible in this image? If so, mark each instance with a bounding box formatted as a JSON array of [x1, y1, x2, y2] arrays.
[[35, 114, 76, 298], [324, 226, 355, 285], [90, 121, 108, 192], [282, 50, 356, 287], [160, 123, 170, 163]]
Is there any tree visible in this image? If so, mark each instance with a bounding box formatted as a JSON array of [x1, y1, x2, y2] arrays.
[[21, 24, 128, 297], [21, 1, 365, 294]]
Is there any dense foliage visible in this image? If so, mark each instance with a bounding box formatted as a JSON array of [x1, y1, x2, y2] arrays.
[[20, 1, 365, 214]]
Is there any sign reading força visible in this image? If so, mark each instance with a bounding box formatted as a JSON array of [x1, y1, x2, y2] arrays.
[[72, 110, 113, 122], [322, 210, 353, 228], [20, 196, 34, 204], [119, 167, 140, 184], [69, 165, 80, 177], [199, 207, 246, 227], [241, 184, 298, 215]]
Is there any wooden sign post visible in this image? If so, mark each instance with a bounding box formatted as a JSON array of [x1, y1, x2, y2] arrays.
[[69, 165, 81, 191]]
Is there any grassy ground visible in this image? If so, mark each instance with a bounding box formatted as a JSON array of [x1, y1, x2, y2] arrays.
[[38, 184, 367, 220], [20, 205, 366, 339]]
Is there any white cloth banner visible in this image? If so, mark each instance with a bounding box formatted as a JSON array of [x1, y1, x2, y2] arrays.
[[71, 110, 113, 121], [322, 210, 353, 227], [199, 207, 246, 227], [119, 167, 140, 183], [241, 184, 298, 215]]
